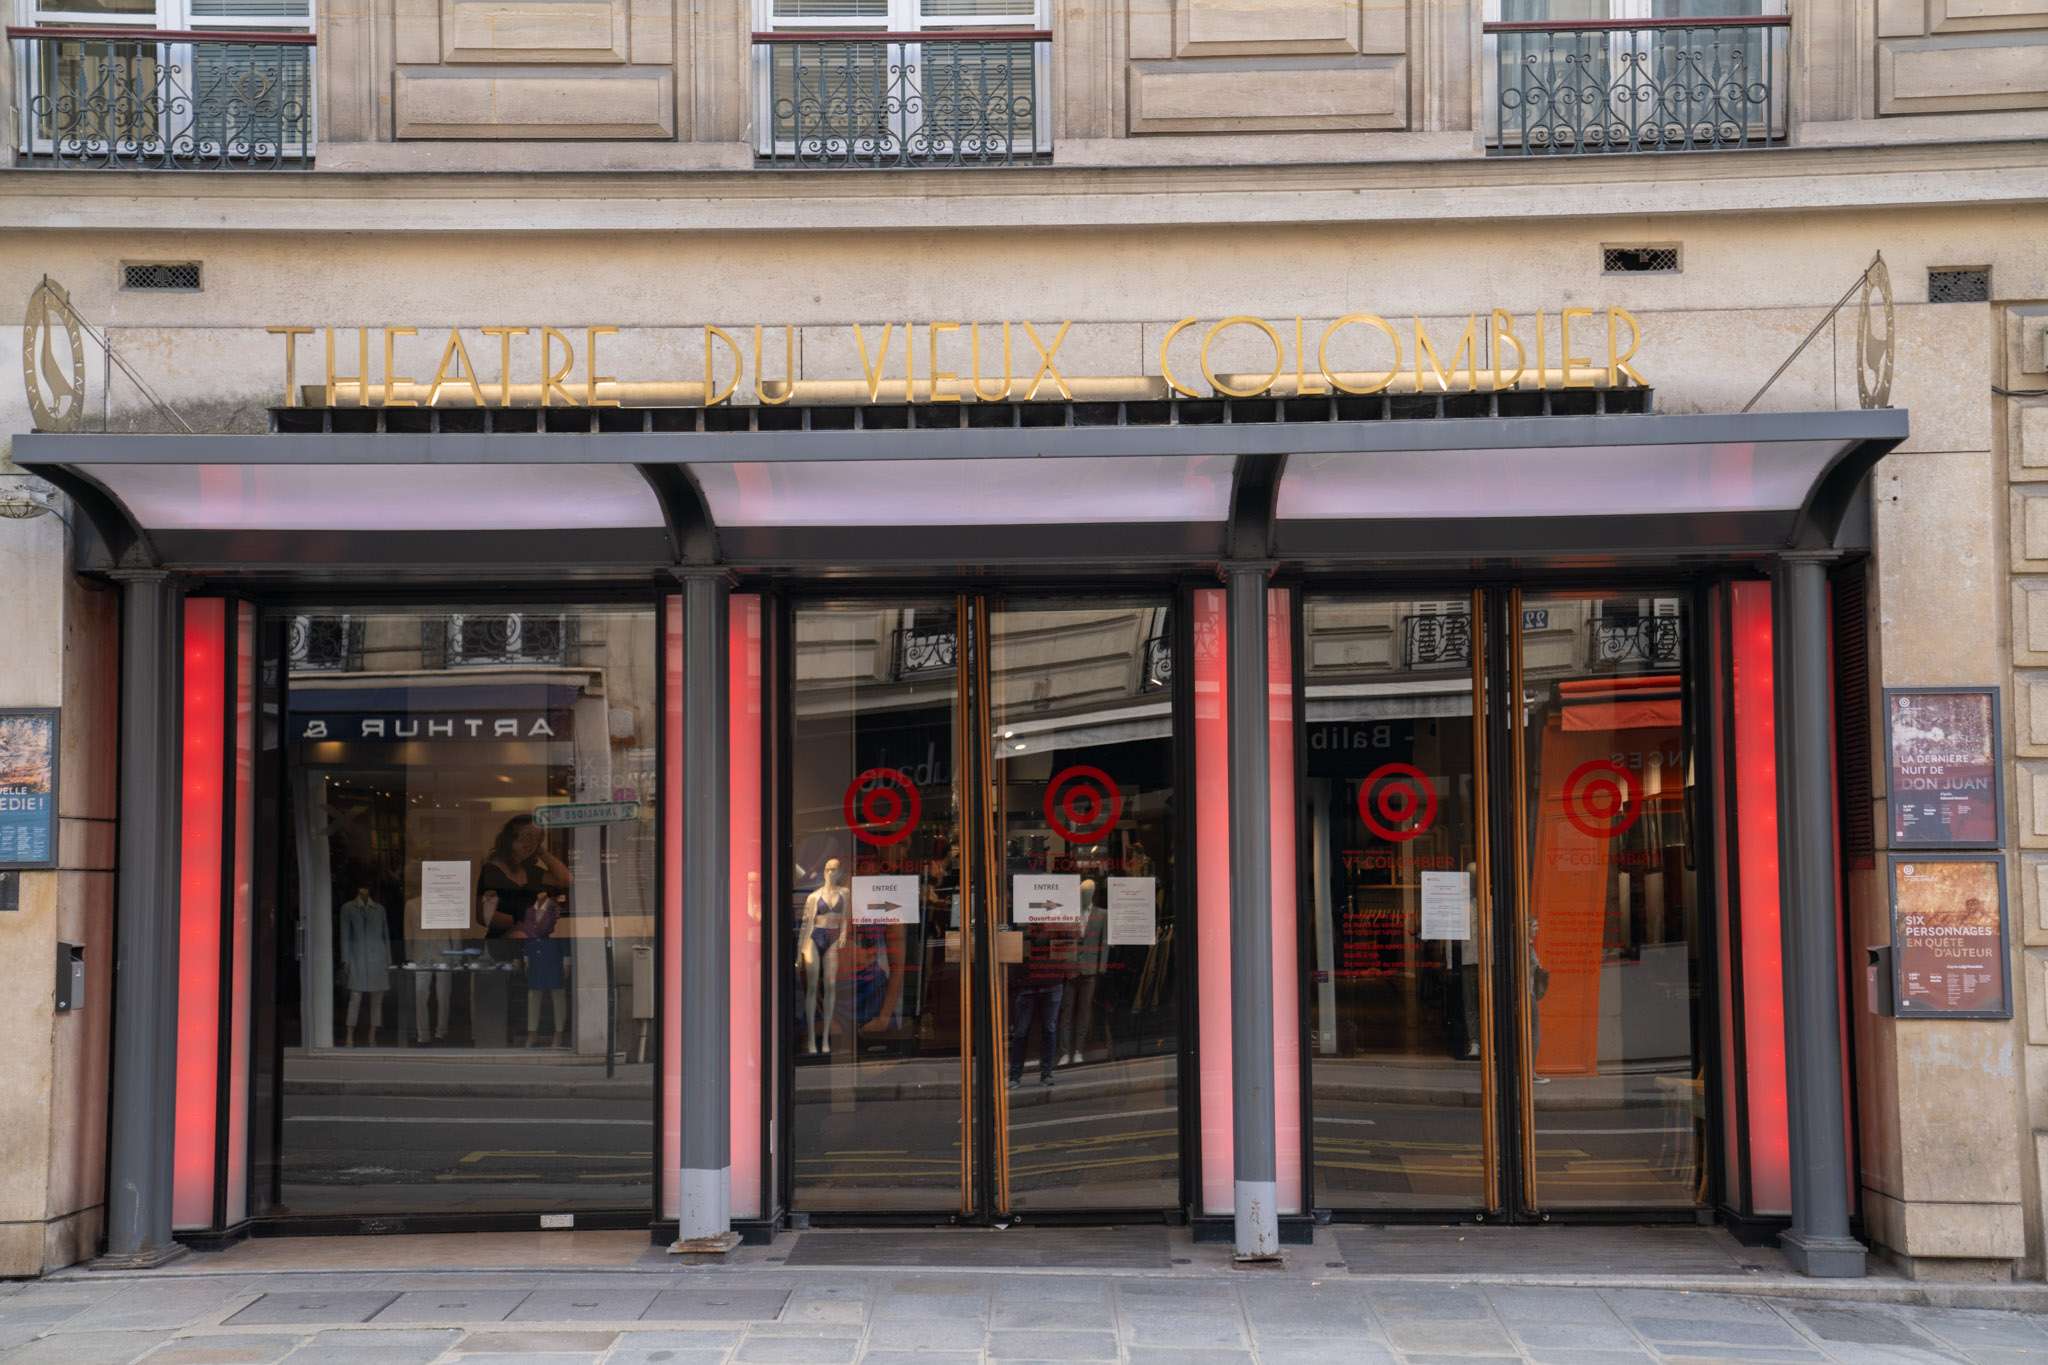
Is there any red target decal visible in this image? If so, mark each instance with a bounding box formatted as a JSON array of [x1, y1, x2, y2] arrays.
[[1359, 769, 1441, 843], [843, 767, 922, 847], [1358, 762, 1438, 843], [1562, 759, 1643, 840], [1045, 766, 1123, 844]]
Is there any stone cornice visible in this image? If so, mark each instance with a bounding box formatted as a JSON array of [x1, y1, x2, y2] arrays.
[[0, 139, 2043, 233]]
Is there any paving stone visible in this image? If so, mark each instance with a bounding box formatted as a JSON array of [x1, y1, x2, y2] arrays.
[[730, 1336, 859, 1365], [1918, 1312, 2048, 1350], [1633, 1315, 1818, 1348], [1790, 1306, 1940, 1348], [226, 1292, 398, 1327], [985, 1328, 1119, 1360], [1812, 1345, 1970, 1365], [1123, 1350, 1254, 1365], [69, 1284, 258, 1331], [0, 1329, 170, 1364], [1364, 1284, 1492, 1319], [140, 1337, 301, 1364], [603, 1344, 729, 1365], [867, 1293, 987, 1325], [454, 1330, 620, 1353], [1398, 1355, 1521, 1365], [989, 1299, 1114, 1331], [1486, 1286, 1628, 1324], [0, 1303, 87, 1334], [1248, 1343, 1400, 1365], [441, 1356, 602, 1365], [643, 1291, 793, 1324], [1382, 1318, 1519, 1356], [1605, 1289, 1782, 1320], [1239, 1284, 1377, 1337], [371, 1290, 531, 1323], [505, 1291, 657, 1323], [858, 1319, 983, 1350], [1522, 1350, 1658, 1365], [1510, 1318, 1646, 1350], [610, 1328, 744, 1352], [1654, 1350, 1828, 1363], [854, 1354, 979, 1365], [277, 1328, 463, 1365], [1118, 1310, 1248, 1348], [992, 1277, 1109, 1303]]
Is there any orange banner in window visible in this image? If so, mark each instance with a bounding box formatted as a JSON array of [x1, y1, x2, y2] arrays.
[[1529, 707, 1682, 1078]]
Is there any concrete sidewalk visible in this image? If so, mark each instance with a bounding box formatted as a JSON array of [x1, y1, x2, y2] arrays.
[[7, 1227, 2048, 1364]]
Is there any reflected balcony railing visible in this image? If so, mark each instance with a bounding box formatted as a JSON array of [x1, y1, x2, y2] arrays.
[[8, 25, 314, 169], [1484, 15, 1787, 156], [753, 28, 1050, 169]]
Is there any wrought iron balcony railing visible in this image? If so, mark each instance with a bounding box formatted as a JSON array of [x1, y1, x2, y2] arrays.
[[8, 25, 313, 169], [1485, 15, 1786, 156], [753, 28, 1049, 169]]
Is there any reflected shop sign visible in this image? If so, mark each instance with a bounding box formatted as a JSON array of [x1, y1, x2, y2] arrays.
[[262, 308, 1650, 408], [295, 710, 566, 741]]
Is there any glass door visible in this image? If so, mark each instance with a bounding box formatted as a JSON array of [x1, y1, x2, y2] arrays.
[[787, 595, 1182, 1220], [1512, 590, 1704, 1212], [1303, 592, 1497, 1212], [1302, 588, 1707, 1219]]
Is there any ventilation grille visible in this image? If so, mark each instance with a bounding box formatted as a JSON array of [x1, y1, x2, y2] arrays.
[[1833, 563, 1875, 862], [1604, 246, 1679, 274], [274, 385, 1655, 434], [1928, 267, 1989, 303], [123, 262, 201, 291]]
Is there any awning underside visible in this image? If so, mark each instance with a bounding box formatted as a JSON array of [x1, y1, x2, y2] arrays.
[[16, 410, 1909, 577]]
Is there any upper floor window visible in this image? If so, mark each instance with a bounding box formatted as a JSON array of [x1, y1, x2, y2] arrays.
[[12, 0, 313, 168], [1485, 0, 1788, 155], [753, 0, 1051, 168]]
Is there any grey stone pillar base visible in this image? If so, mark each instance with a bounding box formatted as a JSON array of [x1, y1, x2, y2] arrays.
[[669, 1232, 743, 1257], [1780, 1231, 1868, 1278], [91, 1244, 187, 1271]]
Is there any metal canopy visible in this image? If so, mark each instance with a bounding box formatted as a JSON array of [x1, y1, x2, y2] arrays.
[[14, 409, 1908, 580]]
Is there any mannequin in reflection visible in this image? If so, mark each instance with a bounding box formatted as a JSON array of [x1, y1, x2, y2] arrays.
[[797, 858, 850, 1054], [1057, 877, 1109, 1067], [339, 880, 392, 1046], [477, 814, 574, 1049]]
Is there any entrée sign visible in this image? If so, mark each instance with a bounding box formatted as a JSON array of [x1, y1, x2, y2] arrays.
[[264, 309, 1649, 408]]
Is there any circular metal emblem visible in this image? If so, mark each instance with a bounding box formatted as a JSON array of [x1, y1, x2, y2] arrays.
[[1857, 255, 1894, 410], [22, 278, 86, 433]]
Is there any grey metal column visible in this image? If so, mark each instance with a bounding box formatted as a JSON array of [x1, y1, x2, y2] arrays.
[[673, 569, 736, 1252], [1772, 552, 1865, 1278], [101, 570, 184, 1268], [1224, 562, 1280, 1261]]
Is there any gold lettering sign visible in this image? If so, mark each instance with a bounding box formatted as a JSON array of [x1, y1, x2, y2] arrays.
[[267, 312, 1648, 409]]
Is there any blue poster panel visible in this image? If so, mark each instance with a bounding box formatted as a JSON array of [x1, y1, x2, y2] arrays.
[[0, 710, 59, 870]]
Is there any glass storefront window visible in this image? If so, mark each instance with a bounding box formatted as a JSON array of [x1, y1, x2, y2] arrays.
[[264, 604, 659, 1218]]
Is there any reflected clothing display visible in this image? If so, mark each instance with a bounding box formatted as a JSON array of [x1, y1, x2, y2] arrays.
[[478, 856, 568, 988], [338, 894, 391, 993]]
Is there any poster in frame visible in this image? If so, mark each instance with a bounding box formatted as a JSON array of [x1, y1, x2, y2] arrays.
[[1888, 853, 2011, 1021], [0, 708, 59, 872], [1883, 686, 2002, 849]]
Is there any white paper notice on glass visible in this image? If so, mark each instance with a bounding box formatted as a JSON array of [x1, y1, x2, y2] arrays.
[[1013, 873, 1080, 924], [1419, 870, 1471, 941], [1106, 876, 1157, 946], [419, 860, 473, 931], [853, 875, 919, 925]]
